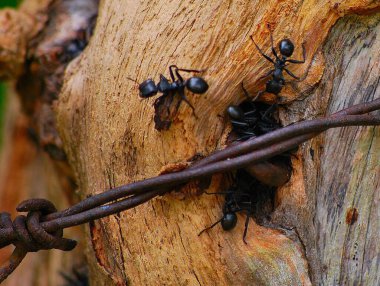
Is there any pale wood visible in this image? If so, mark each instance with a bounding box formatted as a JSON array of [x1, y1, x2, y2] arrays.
[[272, 13, 380, 285], [310, 15, 379, 285], [0, 0, 377, 284]]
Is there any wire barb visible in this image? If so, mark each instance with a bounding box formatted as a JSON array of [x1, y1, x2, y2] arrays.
[[0, 199, 76, 282]]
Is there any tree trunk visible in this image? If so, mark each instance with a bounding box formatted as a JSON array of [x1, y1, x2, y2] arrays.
[[56, 1, 380, 285], [1, 0, 380, 285]]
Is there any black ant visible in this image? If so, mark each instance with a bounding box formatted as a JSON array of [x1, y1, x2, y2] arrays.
[[137, 65, 208, 107], [198, 180, 252, 243], [226, 84, 281, 141], [226, 88, 295, 187], [128, 65, 208, 130], [226, 95, 292, 186], [199, 170, 276, 244], [250, 26, 306, 101], [227, 104, 281, 141]]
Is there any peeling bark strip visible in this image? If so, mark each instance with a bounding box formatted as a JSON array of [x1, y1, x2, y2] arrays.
[[47, 0, 379, 285]]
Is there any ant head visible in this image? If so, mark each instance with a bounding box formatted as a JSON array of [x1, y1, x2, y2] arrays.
[[221, 212, 237, 231], [139, 79, 158, 98], [279, 39, 294, 57], [227, 105, 245, 121], [186, 77, 209, 94]]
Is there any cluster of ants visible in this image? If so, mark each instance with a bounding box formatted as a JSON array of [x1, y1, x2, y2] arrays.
[[129, 28, 306, 243]]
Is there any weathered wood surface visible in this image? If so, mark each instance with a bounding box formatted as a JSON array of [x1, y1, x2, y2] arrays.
[[273, 14, 380, 285], [55, 1, 380, 285], [0, 0, 378, 284], [312, 15, 379, 285]]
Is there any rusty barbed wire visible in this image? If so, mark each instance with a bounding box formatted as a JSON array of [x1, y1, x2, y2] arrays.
[[0, 98, 379, 282], [191, 98, 380, 168]]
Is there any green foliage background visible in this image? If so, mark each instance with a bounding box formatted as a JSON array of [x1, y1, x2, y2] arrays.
[[0, 0, 20, 8], [0, 0, 20, 147]]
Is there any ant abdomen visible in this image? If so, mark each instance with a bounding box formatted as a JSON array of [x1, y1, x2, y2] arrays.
[[227, 105, 245, 121], [266, 79, 283, 95], [221, 213, 237, 231], [185, 77, 209, 94]]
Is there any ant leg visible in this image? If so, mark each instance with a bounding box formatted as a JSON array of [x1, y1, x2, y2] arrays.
[[175, 67, 206, 84], [242, 212, 252, 244], [284, 68, 300, 80], [231, 120, 250, 128], [241, 82, 255, 101], [250, 35, 274, 64], [261, 103, 277, 120], [239, 130, 256, 136], [198, 217, 224, 236], [61, 272, 78, 285], [169, 65, 178, 81], [204, 191, 230, 195], [174, 67, 184, 82], [126, 77, 139, 85], [244, 110, 257, 117], [268, 25, 280, 61], [168, 91, 183, 116], [240, 82, 260, 111], [178, 89, 196, 114], [285, 43, 306, 64], [251, 90, 264, 102], [233, 134, 256, 142], [176, 68, 205, 73]]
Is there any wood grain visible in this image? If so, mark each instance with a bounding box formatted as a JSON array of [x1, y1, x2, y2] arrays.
[[56, 1, 380, 285], [315, 15, 379, 286], [273, 13, 380, 285]]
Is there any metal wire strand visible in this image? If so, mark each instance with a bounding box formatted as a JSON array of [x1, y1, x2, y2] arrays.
[[0, 98, 379, 282]]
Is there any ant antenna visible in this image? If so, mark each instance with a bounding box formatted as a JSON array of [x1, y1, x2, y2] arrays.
[[126, 77, 139, 85], [198, 218, 223, 236]]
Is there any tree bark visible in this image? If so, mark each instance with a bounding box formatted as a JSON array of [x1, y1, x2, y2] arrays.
[[273, 14, 380, 285], [1, 0, 380, 285], [55, 1, 380, 285]]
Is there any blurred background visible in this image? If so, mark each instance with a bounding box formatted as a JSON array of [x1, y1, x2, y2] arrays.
[[0, 1, 19, 145], [0, 1, 87, 285]]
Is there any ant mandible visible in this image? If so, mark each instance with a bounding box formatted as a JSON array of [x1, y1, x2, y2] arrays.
[[136, 65, 208, 111], [250, 26, 306, 101]]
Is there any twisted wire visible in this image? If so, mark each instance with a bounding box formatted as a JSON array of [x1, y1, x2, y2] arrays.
[[0, 98, 379, 282]]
